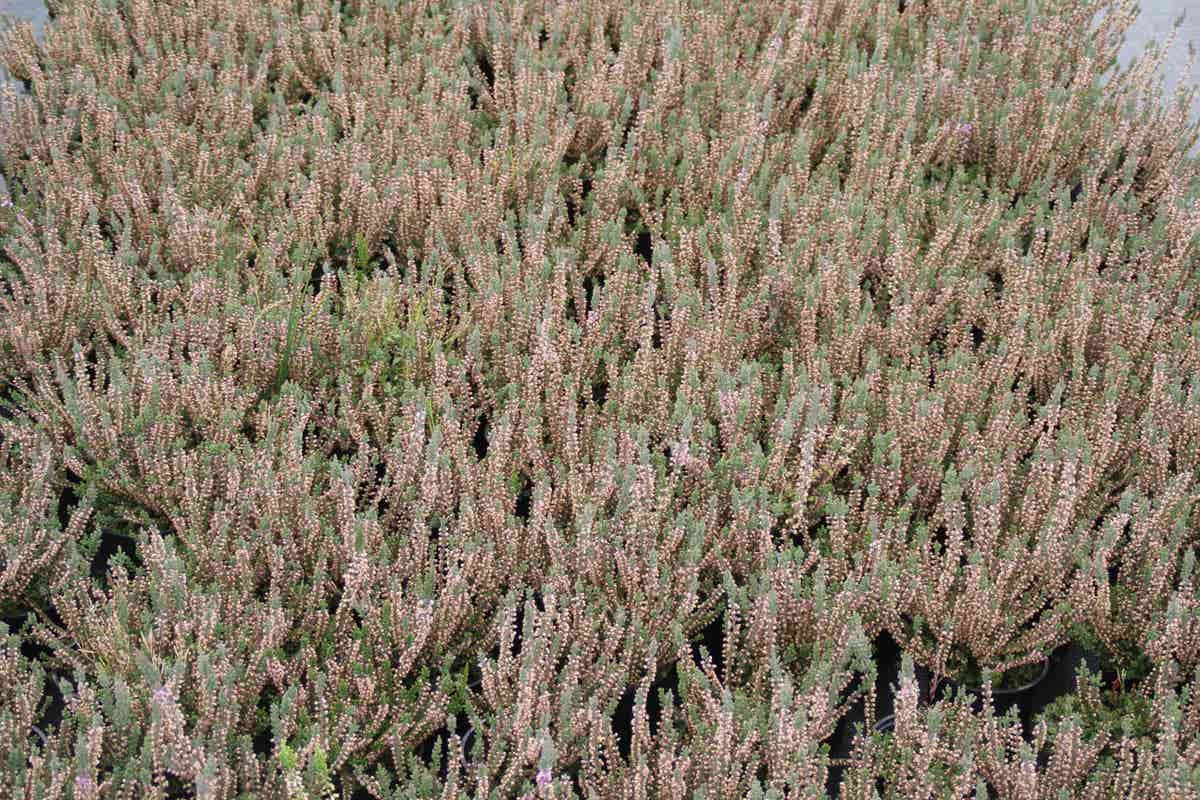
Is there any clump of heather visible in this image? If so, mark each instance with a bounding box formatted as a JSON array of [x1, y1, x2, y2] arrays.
[[0, 0, 1198, 797]]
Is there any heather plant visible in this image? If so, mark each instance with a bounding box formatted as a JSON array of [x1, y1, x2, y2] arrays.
[[837, 656, 984, 798], [0, 429, 94, 614], [341, 257, 470, 405], [1034, 661, 1156, 767], [1070, 475, 1200, 686], [888, 455, 1084, 691], [0, 0, 1198, 796], [1146, 555, 1200, 681]]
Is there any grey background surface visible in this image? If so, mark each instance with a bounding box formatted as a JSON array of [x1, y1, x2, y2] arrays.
[[0, 0, 1197, 202], [1095, 1, 1200, 157]]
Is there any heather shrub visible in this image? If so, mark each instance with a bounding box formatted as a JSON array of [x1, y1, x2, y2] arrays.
[[0, 0, 1199, 797]]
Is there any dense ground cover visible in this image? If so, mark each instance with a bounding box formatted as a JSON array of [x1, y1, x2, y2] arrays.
[[0, 0, 1199, 797]]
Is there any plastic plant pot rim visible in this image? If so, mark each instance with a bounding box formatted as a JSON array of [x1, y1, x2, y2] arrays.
[[462, 724, 476, 759], [959, 656, 1051, 695], [1, 608, 29, 626], [917, 655, 1052, 695], [871, 659, 1051, 733]]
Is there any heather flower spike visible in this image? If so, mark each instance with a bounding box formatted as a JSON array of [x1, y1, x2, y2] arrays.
[[0, 0, 1193, 796]]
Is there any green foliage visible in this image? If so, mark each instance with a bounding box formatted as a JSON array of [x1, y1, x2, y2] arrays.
[[1068, 622, 1154, 686], [439, 657, 474, 717], [946, 651, 1047, 692], [354, 232, 370, 274], [345, 267, 467, 417], [278, 741, 298, 773], [307, 744, 335, 798], [1035, 663, 1156, 765]]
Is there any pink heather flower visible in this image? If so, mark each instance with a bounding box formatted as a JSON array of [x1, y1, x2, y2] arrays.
[[955, 121, 974, 136], [718, 389, 738, 419], [536, 768, 553, 788], [672, 439, 691, 468], [152, 685, 173, 705]]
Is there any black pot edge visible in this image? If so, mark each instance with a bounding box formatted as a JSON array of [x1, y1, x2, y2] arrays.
[[916, 655, 1052, 698]]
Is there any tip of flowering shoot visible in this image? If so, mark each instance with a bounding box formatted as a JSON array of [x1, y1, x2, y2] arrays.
[[955, 122, 975, 136]]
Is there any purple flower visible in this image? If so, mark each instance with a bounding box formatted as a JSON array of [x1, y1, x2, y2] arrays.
[[152, 685, 173, 706], [955, 121, 974, 136], [536, 768, 553, 788], [75, 774, 96, 793]]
